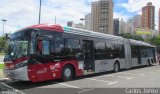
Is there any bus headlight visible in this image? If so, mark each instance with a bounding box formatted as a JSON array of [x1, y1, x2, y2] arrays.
[[15, 60, 28, 69]]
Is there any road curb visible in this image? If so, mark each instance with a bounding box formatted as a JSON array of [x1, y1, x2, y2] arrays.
[[0, 83, 25, 94], [0, 78, 9, 82]]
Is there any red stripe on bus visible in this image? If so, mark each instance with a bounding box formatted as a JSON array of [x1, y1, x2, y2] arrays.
[[28, 24, 64, 32], [28, 60, 83, 82]]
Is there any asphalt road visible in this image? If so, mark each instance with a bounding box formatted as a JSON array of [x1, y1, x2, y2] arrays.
[[1, 64, 160, 94]]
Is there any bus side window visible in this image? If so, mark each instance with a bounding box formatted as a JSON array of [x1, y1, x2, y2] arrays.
[[66, 39, 81, 59], [37, 39, 50, 55], [54, 37, 64, 56], [37, 39, 43, 54], [42, 40, 50, 55]]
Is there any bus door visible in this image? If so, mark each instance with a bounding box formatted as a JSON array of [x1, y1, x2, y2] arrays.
[[83, 40, 94, 72], [35, 38, 52, 81], [137, 47, 142, 64], [124, 39, 132, 69]]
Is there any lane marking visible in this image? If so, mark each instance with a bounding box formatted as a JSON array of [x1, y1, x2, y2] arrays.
[[129, 70, 154, 74], [56, 82, 95, 94], [126, 77, 134, 80], [133, 69, 160, 72], [1, 83, 25, 94], [77, 88, 95, 94], [86, 78, 112, 83], [114, 76, 134, 80], [107, 81, 119, 85], [103, 75, 134, 80], [136, 69, 159, 72], [86, 78, 118, 85], [56, 82, 86, 91], [121, 72, 144, 76]]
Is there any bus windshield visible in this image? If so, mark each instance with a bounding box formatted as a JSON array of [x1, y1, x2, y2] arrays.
[[4, 29, 32, 61], [5, 40, 28, 61]]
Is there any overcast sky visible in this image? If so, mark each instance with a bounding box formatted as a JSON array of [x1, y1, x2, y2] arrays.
[[0, 0, 159, 34]]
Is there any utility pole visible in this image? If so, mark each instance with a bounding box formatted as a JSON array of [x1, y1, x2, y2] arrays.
[[38, 0, 42, 24], [2, 19, 7, 35], [55, 16, 56, 24], [80, 18, 85, 29]]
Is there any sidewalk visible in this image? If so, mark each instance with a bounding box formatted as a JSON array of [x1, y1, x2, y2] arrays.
[[0, 69, 5, 81], [0, 69, 9, 82], [0, 56, 7, 82], [0, 58, 5, 80]]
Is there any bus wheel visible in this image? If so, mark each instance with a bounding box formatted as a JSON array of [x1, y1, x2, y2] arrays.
[[62, 65, 73, 81], [114, 62, 120, 72]]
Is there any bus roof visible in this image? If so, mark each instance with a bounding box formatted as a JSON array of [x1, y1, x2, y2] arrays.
[[63, 26, 124, 41], [129, 39, 155, 47], [28, 24, 154, 47], [29, 24, 123, 41], [28, 24, 64, 32]]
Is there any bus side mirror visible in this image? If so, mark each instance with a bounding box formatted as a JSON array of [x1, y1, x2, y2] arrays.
[[5, 33, 11, 40]]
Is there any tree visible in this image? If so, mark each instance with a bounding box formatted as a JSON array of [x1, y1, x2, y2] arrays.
[[118, 33, 144, 41], [146, 36, 160, 46], [0, 36, 7, 53], [146, 36, 160, 53]]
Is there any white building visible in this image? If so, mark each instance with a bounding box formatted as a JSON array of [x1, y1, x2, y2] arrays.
[[119, 19, 127, 34], [67, 21, 74, 27], [133, 14, 141, 29], [91, 0, 113, 34], [127, 19, 134, 34], [85, 13, 92, 31], [74, 23, 85, 29]]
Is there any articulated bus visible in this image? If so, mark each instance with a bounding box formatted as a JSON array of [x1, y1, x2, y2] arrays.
[[4, 24, 156, 82]]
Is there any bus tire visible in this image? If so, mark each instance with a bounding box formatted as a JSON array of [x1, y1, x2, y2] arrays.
[[114, 61, 120, 72], [62, 65, 74, 81]]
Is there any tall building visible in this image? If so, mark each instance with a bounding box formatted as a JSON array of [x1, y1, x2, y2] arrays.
[[141, 2, 155, 30], [159, 8, 160, 34], [91, 1, 99, 32], [119, 19, 127, 34], [119, 19, 133, 34], [133, 14, 141, 29], [127, 19, 134, 34], [85, 13, 92, 30], [67, 21, 84, 29], [74, 23, 85, 29], [91, 0, 113, 34], [113, 19, 120, 35], [67, 21, 74, 27]]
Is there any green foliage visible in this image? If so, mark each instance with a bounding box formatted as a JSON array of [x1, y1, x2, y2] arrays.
[[0, 36, 8, 53], [146, 35, 160, 46], [0, 64, 4, 69], [118, 33, 144, 41]]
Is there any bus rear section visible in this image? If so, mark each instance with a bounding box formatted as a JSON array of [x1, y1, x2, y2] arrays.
[[129, 39, 155, 67]]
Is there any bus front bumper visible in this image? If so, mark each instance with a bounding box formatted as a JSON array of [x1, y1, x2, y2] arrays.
[[3, 66, 29, 81]]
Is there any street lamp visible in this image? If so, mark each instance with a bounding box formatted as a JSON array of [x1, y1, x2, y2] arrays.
[[80, 18, 85, 24], [80, 18, 85, 29], [2, 19, 7, 35], [38, 0, 42, 24]]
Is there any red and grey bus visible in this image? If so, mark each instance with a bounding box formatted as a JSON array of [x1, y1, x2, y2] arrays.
[[3, 24, 156, 82]]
